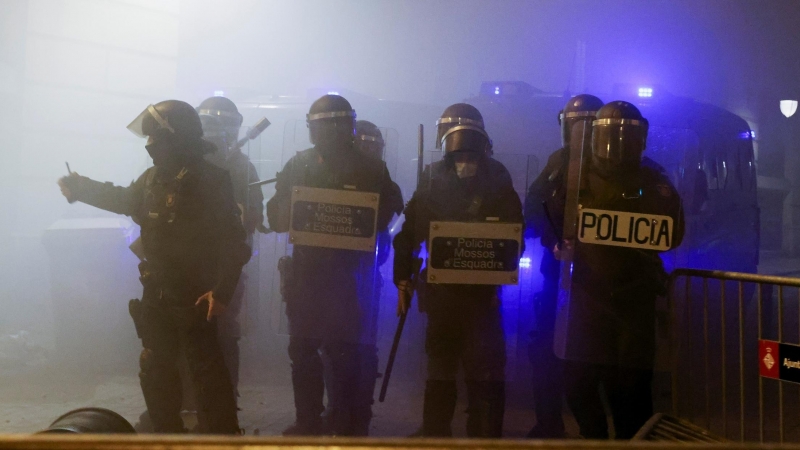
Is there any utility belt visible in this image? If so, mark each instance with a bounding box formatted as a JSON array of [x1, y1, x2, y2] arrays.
[[128, 261, 207, 338]]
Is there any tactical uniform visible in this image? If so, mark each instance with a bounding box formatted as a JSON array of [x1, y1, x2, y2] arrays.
[[553, 101, 685, 439], [266, 95, 398, 436], [319, 120, 403, 435], [393, 104, 523, 438], [58, 100, 248, 434], [199, 96, 265, 391], [523, 94, 605, 438]]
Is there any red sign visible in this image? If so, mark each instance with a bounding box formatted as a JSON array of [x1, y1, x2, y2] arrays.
[[760, 340, 779, 379]]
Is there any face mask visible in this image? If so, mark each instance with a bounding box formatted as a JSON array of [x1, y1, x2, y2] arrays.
[[146, 138, 172, 167], [454, 161, 478, 179]]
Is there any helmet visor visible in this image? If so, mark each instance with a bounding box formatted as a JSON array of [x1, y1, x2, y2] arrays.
[[197, 108, 242, 128], [127, 104, 174, 138], [356, 134, 385, 160], [308, 116, 356, 145], [591, 119, 647, 165], [440, 125, 491, 155], [435, 116, 484, 149]]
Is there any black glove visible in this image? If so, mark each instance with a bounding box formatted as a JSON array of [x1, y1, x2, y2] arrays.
[[57, 173, 83, 204]]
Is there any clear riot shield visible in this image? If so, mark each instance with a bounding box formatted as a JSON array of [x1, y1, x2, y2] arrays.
[[202, 124, 269, 343], [380, 127, 400, 185], [368, 125, 404, 346], [553, 119, 685, 371], [415, 151, 534, 383], [268, 125, 391, 429]]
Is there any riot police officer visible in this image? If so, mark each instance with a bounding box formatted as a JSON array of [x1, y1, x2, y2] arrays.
[[266, 95, 398, 436], [57, 100, 248, 434], [355, 120, 404, 267], [198, 96, 264, 393], [523, 94, 604, 438], [552, 101, 685, 439], [394, 103, 523, 438]]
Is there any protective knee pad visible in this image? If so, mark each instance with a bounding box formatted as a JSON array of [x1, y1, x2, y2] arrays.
[[139, 348, 154, 374], [288, 339, 322, 367]]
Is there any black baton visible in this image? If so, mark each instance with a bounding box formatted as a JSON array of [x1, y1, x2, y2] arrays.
[[379, 311, 407, 402]]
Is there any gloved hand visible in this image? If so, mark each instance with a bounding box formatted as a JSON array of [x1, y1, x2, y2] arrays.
[[57, 172, 82, 204], [396, 279, 413, 317], [552, 239, 574, 261]]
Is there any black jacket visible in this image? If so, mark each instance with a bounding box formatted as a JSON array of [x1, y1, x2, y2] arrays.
[[68, 160, 250, 305], [393, 157, 524, 285], [265, 144, 400, 342], [206, 149, 264, 235]]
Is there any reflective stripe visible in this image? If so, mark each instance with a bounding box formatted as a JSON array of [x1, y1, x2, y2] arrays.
[[435, 116, 484, 128], [593, 118, 646, 127], [306, 110, 356, 121], [197, 109, 241, 120], [147, 105, 174, 133], [564, 110, 598, 119]]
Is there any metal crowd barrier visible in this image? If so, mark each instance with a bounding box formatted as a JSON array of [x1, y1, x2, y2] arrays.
[[632, 413, 725, 442], [668, 268, 800, 443]]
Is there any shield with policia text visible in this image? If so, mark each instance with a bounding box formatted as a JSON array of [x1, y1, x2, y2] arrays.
[[552, 117, 685, 369], [418, 150, 538, 381], [269, 118, 395, 354]]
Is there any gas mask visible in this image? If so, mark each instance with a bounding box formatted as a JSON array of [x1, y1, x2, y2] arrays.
[[454, 161, 479, 178]]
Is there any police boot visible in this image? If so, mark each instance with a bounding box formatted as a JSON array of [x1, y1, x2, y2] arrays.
[[327, 343, 361, 436], [422, 380, 457, 437], [191, 355, 240, 434], [139, 348, 185, 433], [284, 361, 325, 435], [351, 346, 379, 436], [465, 381, 505, 438]]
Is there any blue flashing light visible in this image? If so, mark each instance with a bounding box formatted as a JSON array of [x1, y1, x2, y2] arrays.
[[519, 257, 532, 270], [494, 86, 501, 95], [327, 91, 340, 95], [638, 87, 653, 98], [739, 130, 755, 139], [213, 90, 224, 97]]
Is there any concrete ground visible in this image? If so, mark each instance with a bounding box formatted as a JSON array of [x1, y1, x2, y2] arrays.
[[2, 251, 795, 438], [0, 363, 577, 438]]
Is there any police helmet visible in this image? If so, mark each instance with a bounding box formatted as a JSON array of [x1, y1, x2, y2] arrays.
[[307, 94, 356, 146], [559, 94, 604, 147], [591, 100, 649, 172], [127, 100, 215, 162], [355, 120, 385, 160], [436, 103, 487, 149], [196, 96, 243, 152]]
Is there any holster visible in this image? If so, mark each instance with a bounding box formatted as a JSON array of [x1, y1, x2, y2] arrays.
[[278, 255, 295, 303]]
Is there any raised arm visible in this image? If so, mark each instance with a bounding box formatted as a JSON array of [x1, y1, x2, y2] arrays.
[[58, 171, 147, 217]]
